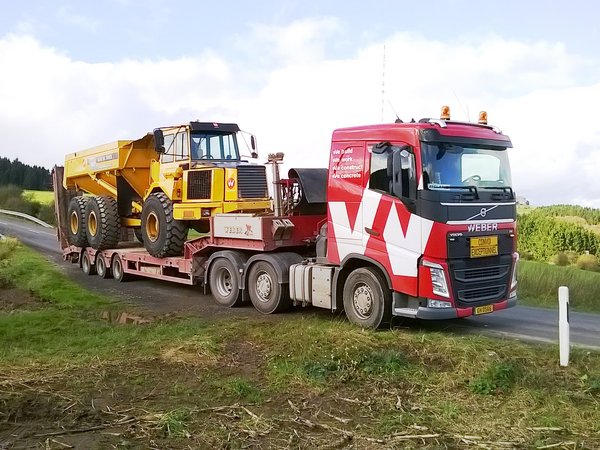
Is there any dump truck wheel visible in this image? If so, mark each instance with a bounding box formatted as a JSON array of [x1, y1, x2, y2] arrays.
[[67, 196, 89, 247], [141, 192, 188, 257], [343, 267, 391, 329], [209, 258, 243, 307], [248, 261, 291, 314], [81, 251, 96, 276], [133, 228, 143, 243], [85, 196, 120, 250]]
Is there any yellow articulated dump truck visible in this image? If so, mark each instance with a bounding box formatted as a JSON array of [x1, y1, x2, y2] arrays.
[[64, 122, 271, 257]]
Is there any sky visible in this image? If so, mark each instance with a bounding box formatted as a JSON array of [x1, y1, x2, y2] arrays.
[[0, 0, 599, 206]]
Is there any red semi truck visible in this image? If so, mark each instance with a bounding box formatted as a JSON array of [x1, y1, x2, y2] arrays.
[[53, 109, 517, 328]]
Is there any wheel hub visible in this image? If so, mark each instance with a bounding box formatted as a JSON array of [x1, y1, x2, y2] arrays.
[[146, 212, 159, 242], [70, 211, 79, 234], [216, 268, 233, 296], [256, 272, 272, 302], [353, 283, 373, 318], [88, 211, 97, 237]]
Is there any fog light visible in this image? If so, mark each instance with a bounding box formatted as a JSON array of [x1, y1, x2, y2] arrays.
[[428, 299, 452, 308]]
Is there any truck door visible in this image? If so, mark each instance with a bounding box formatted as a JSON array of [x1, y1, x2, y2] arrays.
[[365, 143, 429, 295]]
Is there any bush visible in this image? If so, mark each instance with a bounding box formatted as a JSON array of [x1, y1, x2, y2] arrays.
[[550, 252, 569, 266], [576, 253, 599, 271], [565, 251, 579, 265]]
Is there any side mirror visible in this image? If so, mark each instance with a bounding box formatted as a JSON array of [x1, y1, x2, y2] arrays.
[[250, 135, 258, 158], [392, 146, 416, 199], [153, 129, 165, 153]]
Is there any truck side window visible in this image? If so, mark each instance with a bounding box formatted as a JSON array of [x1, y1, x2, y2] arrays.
[[162, 134, 175, 163], [175, 132, 189, 161], [369, 150, 391, 194]]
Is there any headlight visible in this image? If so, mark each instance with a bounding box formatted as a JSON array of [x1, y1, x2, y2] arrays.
[[510, 253, 519, 290], [423, 260, 450, 298]]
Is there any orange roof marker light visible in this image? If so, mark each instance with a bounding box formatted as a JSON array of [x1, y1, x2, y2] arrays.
[[478, 111, 488, 125], [440, 105, 450, 120]]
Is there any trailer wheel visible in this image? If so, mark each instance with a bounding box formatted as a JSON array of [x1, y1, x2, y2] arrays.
[[343, 267, 391, 329], [67, 196, 89, 247], [141, 192, 188, 258], [95, 252, 111, 279], [209, 258, 243, 307], [81, 251, 96, 276], [111, 255, 129, 282], [85, 196, 120, 250], [248, 261, 291, 314]]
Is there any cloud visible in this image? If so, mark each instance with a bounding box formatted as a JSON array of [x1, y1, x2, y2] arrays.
[[0, 22, 599, 206]]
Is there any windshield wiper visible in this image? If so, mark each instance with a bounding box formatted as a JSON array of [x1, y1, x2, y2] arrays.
[[481, 186, 514, 200], [429, 185, 479, 200]]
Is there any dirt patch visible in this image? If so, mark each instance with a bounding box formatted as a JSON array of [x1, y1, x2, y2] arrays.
[[0, 288, 44, 312]]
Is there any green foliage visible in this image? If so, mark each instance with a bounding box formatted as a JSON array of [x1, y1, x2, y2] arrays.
[[549, 252, 569, 266], [576, 253, 599, 271], [535, 205, 600, 225], [158, 409, 190, 438], [0, 238, 19, 261], [225, 378, 263, 403], [0, 157, 51, 190], [518, 260, 600, 312], [470, 361, 519, 395], [517, 212, 600, 261], [0, 185, 55, 225]]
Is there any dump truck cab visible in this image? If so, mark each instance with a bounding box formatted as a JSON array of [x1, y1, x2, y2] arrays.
[[150, 122, 271, 222]]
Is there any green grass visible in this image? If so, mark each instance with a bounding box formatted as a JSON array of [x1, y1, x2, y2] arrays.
[[519, 259, 600, 312], [1, 239, 599, 448], [23, 189, 54, 205]]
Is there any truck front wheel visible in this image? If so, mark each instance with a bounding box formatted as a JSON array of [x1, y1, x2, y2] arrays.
[[67, 196, 89, 247], [85, 196, 120, 250], [343, 267, 392, 329], [209, 258, 243, 307], [248, 261, 291, 314], [141, 193, 188, 258]]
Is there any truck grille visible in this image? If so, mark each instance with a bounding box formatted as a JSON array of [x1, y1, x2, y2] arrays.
[[448, 255, 512, 307], [188, 170, 212, 200], [237, 165, 268, 199]]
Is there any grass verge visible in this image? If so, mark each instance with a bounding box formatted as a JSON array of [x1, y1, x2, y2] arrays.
[[519, 259, 600, 312], [1, 240, 599, 449]]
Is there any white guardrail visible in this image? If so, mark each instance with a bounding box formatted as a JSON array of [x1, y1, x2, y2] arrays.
[[0, 209, 54, 228]]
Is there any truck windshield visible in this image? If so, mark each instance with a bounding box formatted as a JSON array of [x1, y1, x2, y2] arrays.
[[191, 132, 240, 160], [421, 142, 512, 190]]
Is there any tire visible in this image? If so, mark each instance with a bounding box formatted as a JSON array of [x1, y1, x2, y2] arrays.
[[247, 261, 291, 314], [111, 254, 129, 282], [133, 228, 144, 243], [81, 251, 96, 276], [95, 252, 111, 279], [343, 267, 392, 329], [67, 196, 89, 247], [141, 192, 188, 258], [209, 258, 243, 307], [85, 196, 120, 250]]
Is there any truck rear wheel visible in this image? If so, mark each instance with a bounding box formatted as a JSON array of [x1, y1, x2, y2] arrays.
[[67, 196, 89, 247], [95, 252, 111, 279], [248, 261, 291, 314], [343, 267, 392, 329], [209, 258, 243, 307], [141, 192, 188, 258], [85, 196, 120, 250], [111, 255, 130, 282], [81, 251, 95, 276]]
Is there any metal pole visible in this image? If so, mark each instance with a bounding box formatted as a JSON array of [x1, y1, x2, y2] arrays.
[[558, 286, 570, 367]]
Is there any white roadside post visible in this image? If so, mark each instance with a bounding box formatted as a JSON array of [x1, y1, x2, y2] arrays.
[[558, 286, 570, 367]]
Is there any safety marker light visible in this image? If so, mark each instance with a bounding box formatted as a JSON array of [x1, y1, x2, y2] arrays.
[[478, 111, 488, 125], [440, 106, 450, 120]]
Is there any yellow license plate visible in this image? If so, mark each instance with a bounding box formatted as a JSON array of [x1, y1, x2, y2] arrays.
[[470, 235, 498, 258], [474, 304, 494, 315]]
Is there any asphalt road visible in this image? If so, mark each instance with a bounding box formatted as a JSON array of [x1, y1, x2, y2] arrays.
[[1, 214, 599, 349]]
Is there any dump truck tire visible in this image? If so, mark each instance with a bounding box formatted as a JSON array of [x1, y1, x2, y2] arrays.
[[85, 196, 120, 250], [141, 192, 188, 257], [67, 196, 89, 247]]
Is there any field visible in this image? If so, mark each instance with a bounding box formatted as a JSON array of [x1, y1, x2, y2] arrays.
[[23, 189, 54, 205], [1, 239, 599, 449], [518, 260, 600, 313]]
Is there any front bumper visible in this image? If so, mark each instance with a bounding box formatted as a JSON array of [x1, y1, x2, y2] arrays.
[[393, 296, 517, 320]]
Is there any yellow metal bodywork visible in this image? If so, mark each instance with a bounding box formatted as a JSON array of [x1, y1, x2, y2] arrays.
[[63, 124, 272, 226]]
